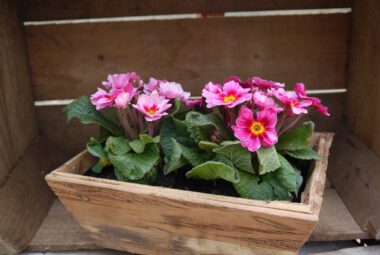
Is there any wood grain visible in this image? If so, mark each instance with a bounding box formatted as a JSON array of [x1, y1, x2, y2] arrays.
[[35, 93, 344, 157], [345, 0, 380, 157], [45, 134, 332, 255], [26, 13, 350, 101], [327, 125, 380, 239], [0, 0, 38, 186], [312, 246, 380, 255], [21, 0, 352, 21], [0, 137, 69, 254]]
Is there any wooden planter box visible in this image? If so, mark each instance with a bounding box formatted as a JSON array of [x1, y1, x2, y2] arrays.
[[46, 133, 333, 255]]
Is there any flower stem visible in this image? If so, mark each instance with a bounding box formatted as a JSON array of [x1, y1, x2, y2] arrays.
[[279, 115, 302, 136], [276, 111, 287, 132], [148, 122, 155, 137], [117, 108, 139, 140]]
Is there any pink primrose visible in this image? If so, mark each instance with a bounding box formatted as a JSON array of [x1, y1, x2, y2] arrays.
[[202, 81, 251, 108], [132, 92, 172, 121]]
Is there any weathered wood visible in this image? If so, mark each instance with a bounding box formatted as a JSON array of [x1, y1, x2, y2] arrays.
[[0, 0, 38, 186], [45, 134, 332, 255], [27, 200, 99, 252], [26, 13, 350, 101], [309, 188, 370, 241], [21, 0, 352, 21], [312, 246, 380, 255], [345, 0, 380, 157], [0, 137, 69, 254], [327, 125, 380, 239], [36, 93, 344, 157]]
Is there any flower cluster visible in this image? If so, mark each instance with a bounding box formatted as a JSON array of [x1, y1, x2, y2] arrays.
[[90, 72, 198, 139], [202, 76, 329, 152]]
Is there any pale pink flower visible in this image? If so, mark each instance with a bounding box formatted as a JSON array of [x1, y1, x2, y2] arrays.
[[274, 88, 312, 115], [114, 92, 133, 109], [132, 92, 172, 121], [248, 77, 285, 90], [143, 77, 161, 94], [232, 106, 278, 152], [102, 72, 141, 90], [253, 91, 283, 113], [90, 88, 114, 110], [295, 83, 330, 116], [202, 81, 251, 108], [159, 81, 190, 101]]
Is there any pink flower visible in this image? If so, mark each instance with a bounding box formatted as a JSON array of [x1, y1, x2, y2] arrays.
[[143, 77, 161, 94], [248, 77, 285, 90], [202, 81, 251, 108], [223, 76, 248, 88], [232, 106, 278, 152], [184, 98, 202, 107], [90, 88, 114, 110], [295, 83, 330, 116], [274, 88, 312, 115], [114, 92, 132, 109], [132, 92, 172, 121], [102, 72, 141, 90], [253, 91, 283, 113], [159, 82, 190, 101]]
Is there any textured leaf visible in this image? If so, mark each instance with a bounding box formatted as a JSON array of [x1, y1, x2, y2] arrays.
[[109, 143, 159, 180], [64, 96, 123, 136], [87, 137, 107, 158], [276, 121, 314, 151], [132, 168, 157, 184], [164, 138, 189, 175], [273, 154, 301, 193], [180, 143, 210, 166], [283, 149, 322, 160], [106, 136, 131, 155], [114, 169, 127, 181], [186, 162, 240, 183], [257, 146, 280, 175], [213, 141, 254, 173], [129, 139, 145, 153], [198, 141, 219, 151], [139, 134, 159, 144], [233, 171, 275, 200]]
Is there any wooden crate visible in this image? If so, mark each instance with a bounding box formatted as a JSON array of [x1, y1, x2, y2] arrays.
[[45, 134, 332, 255], [1, 0, 380, 254]]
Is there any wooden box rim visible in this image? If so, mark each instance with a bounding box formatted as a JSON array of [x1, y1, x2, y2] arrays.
[[46, 132, 334, 223]]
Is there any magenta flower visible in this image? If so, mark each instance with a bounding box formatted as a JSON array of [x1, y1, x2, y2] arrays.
[[90, 88, 114, 110], [253, 91, 283, 113], [202, 81, 251, 108], [274, 88, 312, 115], [159, 81, 190, 101], [132, 92, 172, 121], [102, 72, 141, 90], [248, 77, 285, 90], [232, 106, 278, 152], [295, 83, 330, 116]]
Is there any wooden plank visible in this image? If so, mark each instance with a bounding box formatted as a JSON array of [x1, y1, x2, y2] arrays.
[[26, 13, 350, 101], [0, 0, 38, 186], [327, 125, 380, 239], [35, 93, 344, 156], [312, 246, 380, 255], [21, 0, 352, 21], [27, 200, 99, 252], [309, 188, 370, 241], [345, 0, 380, 157], [0, 137, 69, 254]]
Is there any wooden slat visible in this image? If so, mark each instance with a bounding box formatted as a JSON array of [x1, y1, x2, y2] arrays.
[[0, 0, 38, 186], [0, 137, 69, 254], [21, 0, 352, 21], [26, 13, 350, 101], [327, 125, 380, 239], [345, 0, 380, 157], [312, 246, 380, 255], [27, 185, 367, 252], [35, 93, 345, 156]]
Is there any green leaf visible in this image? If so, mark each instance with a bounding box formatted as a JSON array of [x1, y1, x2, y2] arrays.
[[164, 138, 189, 175], [139, 134, 159, 144], [87, 137, 107, 158], [213, 141, 254, 173], [276, 121, 314, 151], [179, 143, 210, 166], [114, 168, 127, 181], [109, 143, 159, 181], [129, 139, 145, 153], [198, 141, 219, 151], [257, 146, 281, 175], [106, 136, 131, 155], [132, 168, 157, 184], [233, 171, 275, 200], [91, 160, 104, 174], [273, 154, 301, 193], [186, 162, 240, 183], [64, 96, 123, 136], [283, 149, 322, 160]]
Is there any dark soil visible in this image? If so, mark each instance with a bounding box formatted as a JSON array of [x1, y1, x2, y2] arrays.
[[85, 158, 312, 203]]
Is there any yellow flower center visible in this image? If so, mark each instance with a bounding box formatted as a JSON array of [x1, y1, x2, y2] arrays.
[[249, 122, 265, 136], [290, 101, 296, 107], [147, 108, 157, 114], [223, 94, 237, 103]]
